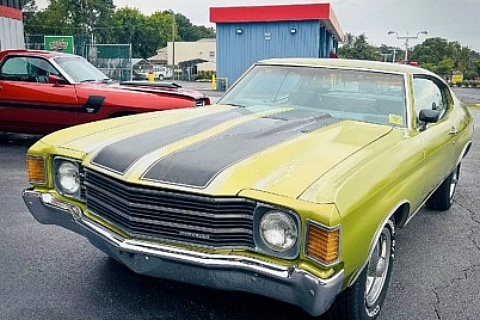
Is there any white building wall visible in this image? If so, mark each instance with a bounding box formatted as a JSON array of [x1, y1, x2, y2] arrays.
[[166, 38, 216, 66], [0, 17, 25, 50], [197, 61, 216, 72]]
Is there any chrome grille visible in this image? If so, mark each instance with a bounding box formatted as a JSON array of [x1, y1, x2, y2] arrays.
[[84, 169, 256, 247]]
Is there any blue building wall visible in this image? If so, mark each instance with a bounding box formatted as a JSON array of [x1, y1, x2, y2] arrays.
[[216, 20, 337, 87]]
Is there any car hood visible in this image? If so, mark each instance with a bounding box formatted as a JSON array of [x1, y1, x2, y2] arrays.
[[79, 81, 207, 100], [39, 105, 399, 201]]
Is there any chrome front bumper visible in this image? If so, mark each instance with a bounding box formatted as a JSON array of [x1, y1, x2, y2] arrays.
[[23, 190, 344, 316]]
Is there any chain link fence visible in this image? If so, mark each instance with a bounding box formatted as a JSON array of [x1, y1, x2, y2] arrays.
[[25, 34, 132, 81], [86, 44, 132, 81]]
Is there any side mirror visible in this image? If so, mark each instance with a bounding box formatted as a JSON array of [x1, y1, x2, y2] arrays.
[[48, 74, 63, 84], [418, 109, 440, 131]]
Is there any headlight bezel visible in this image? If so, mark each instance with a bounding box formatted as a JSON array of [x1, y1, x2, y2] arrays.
[[254, 205, 300, 260], [53, 157, 83, 200]]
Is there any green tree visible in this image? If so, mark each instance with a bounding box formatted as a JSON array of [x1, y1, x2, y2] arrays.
[[422, 58, 455, 76], [410, 37, 480, 79], [173, 13, 215, 41], [110, 7, 150, 57], [23, 2, 216, 59], [23, 0, 115, 40], [338, 33, 378, 60], [21, 0, 38, 27]]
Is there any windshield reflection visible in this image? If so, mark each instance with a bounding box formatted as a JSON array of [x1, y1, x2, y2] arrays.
[[218, 65, 408, 127], [54, 56, 110, 83]]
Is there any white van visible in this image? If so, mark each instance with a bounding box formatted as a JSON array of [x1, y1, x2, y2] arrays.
[[151, 66, 173, 80], [138, 66, 173, 81]]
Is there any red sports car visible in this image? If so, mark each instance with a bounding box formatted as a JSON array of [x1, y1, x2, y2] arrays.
[[0, 50, 210, 134]]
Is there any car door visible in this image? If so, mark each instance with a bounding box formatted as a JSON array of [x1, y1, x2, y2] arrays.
[[0, 55, 79, 134], [413, 75, 457, 198]]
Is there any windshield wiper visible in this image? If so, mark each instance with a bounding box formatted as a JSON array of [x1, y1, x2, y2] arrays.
[[221, 103, 247, 108]]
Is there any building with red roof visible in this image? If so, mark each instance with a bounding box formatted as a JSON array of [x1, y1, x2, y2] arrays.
[[210, 3, 344, 89]]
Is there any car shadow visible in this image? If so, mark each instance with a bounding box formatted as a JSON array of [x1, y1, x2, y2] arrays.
[[0, 133, 43, 149], [91, 257, 329, 320]]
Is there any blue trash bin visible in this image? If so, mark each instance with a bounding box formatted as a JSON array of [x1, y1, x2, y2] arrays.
[[216, 78, 227, 91]]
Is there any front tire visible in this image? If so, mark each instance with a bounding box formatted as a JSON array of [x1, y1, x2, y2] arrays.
[[425, 164, 460, 211], [327, 218, 395, 320]]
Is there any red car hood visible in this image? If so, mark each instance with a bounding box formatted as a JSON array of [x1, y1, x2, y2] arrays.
[[115, 81, 208, 100]]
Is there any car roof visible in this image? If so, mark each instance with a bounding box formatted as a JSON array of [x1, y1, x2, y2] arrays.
[[257, 58, 437, 77], [0, 49, 74, 60]]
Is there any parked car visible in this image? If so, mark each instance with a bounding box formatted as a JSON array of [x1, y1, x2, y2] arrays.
[[22, 58, 473, 319], [137, 65, 173, 81], [0, 50, 210, 134]]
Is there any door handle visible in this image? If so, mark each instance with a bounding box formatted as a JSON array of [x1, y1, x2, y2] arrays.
[[449, 126, 458, 135]]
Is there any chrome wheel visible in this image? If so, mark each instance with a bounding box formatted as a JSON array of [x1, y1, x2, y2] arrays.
[[365, 228, 392, 308], [327, 218, 394, 320], [449, 166, 460, 202], [426, 163, 461, 211]]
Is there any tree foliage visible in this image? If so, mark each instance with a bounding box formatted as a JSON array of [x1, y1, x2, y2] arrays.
[[22, 2, 479, 78], [409, 37, 480, 79], [339, 33, 380, 61], [23, 0, 215, 58], [339, 33, 480, 79]]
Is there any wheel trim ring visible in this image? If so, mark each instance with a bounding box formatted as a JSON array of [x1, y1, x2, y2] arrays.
[[365, 229, 391, 308], [449, 167, 459, 202]]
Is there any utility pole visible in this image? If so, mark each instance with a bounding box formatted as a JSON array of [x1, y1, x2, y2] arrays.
[[380, 53, 391, 62], [388, 30, 427, 62], [389, 47, 397, 63], [172, 11, 175, 80]]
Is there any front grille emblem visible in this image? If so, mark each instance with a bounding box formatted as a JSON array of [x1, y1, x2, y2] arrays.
[[179, 231, 210, 240]]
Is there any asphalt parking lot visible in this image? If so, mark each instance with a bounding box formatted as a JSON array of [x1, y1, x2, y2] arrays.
[[0, 87, 479, 320]]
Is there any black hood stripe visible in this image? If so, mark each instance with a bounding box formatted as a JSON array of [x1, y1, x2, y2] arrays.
[[91, 109, 250, 174], [142, 113, 339, 188]]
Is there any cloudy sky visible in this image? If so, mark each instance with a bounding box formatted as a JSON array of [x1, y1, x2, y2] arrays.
[[36, 0, 480, 52]]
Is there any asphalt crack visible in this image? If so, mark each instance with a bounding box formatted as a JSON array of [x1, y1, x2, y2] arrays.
[[431, 199, 480, 319], [431, 264, 480, 320], [454, 199, 480, 252]]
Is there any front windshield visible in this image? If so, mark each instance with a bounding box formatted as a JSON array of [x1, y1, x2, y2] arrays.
[[218, 65, 407, 127], [54, 56, 110, 83]]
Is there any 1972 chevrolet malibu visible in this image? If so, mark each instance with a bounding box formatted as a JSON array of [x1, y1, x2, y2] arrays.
[[23, 59, 473, 319]]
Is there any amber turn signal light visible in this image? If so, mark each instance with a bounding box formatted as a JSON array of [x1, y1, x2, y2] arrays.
[[26, 155, 46, 184], [306, 222, 340, 265]]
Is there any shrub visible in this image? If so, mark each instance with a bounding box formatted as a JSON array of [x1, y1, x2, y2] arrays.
[[196, 70, 216, 81]]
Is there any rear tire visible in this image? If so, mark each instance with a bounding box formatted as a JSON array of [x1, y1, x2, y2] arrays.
[[327, 217, 395, 320], [425, 164, 460, 211]]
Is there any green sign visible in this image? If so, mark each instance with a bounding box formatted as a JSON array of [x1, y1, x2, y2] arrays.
[[44, 36, 75, 54]]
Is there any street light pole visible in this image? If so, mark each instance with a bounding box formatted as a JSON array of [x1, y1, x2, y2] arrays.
[[389, 47, 397, 63], [171, 11, 176, 80], [380, 53, 391, 62], [388, 30, 427, 62]]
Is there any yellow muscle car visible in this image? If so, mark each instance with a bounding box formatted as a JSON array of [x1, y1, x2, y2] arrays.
[[23, 59, 474, 320]]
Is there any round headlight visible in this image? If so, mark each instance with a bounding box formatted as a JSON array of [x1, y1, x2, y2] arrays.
[[259, 211, 297, 252], [57, 161, 80, 194]]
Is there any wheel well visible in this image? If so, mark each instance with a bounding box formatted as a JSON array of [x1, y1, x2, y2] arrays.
[[108, 112, 136, 118], [347, 210, 399, 287], [463, 141, 472, 158], [393, 202, 410, 228]]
